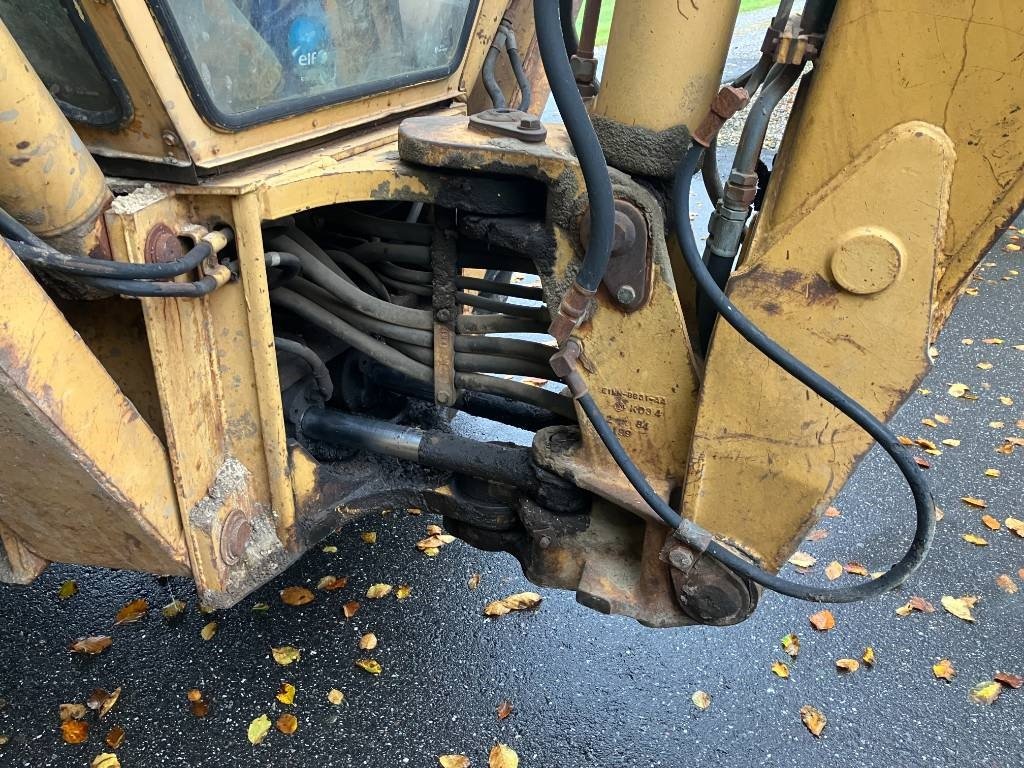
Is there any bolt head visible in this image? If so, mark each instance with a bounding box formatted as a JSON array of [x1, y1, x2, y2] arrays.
[[616, 285, 638, 305], [435, 308, 452, 323], [668, 547, 695, 570], [161, 130, 179, 148], [519, 117, 541, 130]]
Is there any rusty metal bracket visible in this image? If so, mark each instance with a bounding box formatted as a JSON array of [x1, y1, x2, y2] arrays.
[[468, 108, 548, 143], [581, 199, 651, 312], [431, 211, 458, 407], [761, 16, 825, 65]]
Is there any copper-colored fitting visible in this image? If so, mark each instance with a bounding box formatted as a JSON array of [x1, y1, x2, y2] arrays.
[[549, 338, 589, 398], [692, 86, 750, 147], [548, 282, 595, 345]]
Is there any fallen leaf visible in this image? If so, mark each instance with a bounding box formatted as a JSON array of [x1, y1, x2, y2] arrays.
[[809, 610, 835, 631], [275, 713, 298, 735], [70, 635, 112, 655], [366, 583, 393, 599], [161, 600, 187, 620], [496, 700, 513, 720], [91, 754, 121, 768], [999, 396, 1014, 406], [395, 585, 412, 600], [58, 580, 78, 600], [187, 689, 203, 702], [977, 362, 993, 370], [489, 744, 519, 768], [322, 545, 338, 554], [995, 672, 1023, 689], [990, 421, 1006, 429], [104, 726, 125, 750], [825, 562, 843, 581], [941, 596, 976, 622], [1006, 518, 1024, 537], [933, 659, 956, 681], [799, 705, 827, 737], [862, 647, 876, 667], [995, 575, 1018, 594], [806, 529, 829, 542], [200, 621, 218, 641], [247, 714, 272, 745], [272, 646, 301, 666], [914, 456, 932, 469], [252, 603, 270, 613], [934, 414, 951, 425], [468, 574, 481, 590], [317, 575, 348, 591], [897, 435, 915, 446], [980, 515, 1001, 530], [788, 551, 817, 568], [961, 496, 988, 509], [691, 691, 711, 710], [426, 524, 444, 536], [327, 689, 345, 705], [416, 535, 455, 554], [276, 682, 296, 706], [342, 601, 360, 618], [948, 383, 970, 398], [61, 720, 89, 744], [114, 598, 148, 625], [59, 703, 87, 721], [355, 658, 382, 675], [982, 338, 1004, 344], [845, 562, 869, 576], [934, 506, 945, 521], [439, 757, 471, 768], [87, 687, 121, 719], [771, 661, 790, 679], [190, 699, 209, 718], [835, 659, 860, 673], [483, 592, 542, 617], [921, 417, 938, 428], [984, 468, 1001, 478], [280, 587, 315, 606], [358, 633, 378, 651], [970, 681, 1002, 705], [781, 633, 800, 658], [941, 439, 961, 447], [360, 531, 377, 544], [962, 533, 989, 546], [824, 506, 841, 518]]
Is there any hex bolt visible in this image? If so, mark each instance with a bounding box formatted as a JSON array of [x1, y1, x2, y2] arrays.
[[519, 117, 541, 131], [161, 130, 180, 148], [435, 308, 452, 323], [668, 547, 695, 571], [616, 285, 638, 305]]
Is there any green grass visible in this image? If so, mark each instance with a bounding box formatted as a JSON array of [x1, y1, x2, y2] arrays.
[[582, 0, 779, 47]]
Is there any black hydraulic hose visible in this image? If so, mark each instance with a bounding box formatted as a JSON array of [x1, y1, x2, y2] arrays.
[[482, 44, 508, 109], [326, 250, 391, 301], [502, 25, 533, 112], [701, 135, 724, 206], [390, 341, 555, 380], [558, 0, 578, 56], [573, 144, 934, 603], [535, 0, 614, 294], [274, 337, 334, 400], [77, 271, 226, 298], [263, 251, 303, 288], [457, 372, 576, 420], [0, 207, 46, 247], [457, 276, 545, 303]]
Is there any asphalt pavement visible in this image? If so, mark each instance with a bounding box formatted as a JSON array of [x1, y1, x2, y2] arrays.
[[2, 5, 1023, 767]]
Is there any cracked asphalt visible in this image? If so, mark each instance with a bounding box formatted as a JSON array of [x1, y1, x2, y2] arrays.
[[2, 5, 1023, 767]]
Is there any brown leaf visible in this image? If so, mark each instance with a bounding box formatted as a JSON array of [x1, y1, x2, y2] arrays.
[[799, 705, 827, 737], [484, 592, 542, 617], [439, 757, 471, 768], [360, 531, 377, 544], [317, 575, 348, 591], [771, 661, 790, 679], [824, 562, 843, 581], [327, 689, 345, 705], [104, 726, 125, 750], [275, 713, 298, 735], [788, 551, 817, 568], [114, 598, 148, 626], [835, 659, 860, 673], [280, 586, 315, 606], [805, 529, 829, 542], [86, 687, 121, 719], [691, 690, 711, 710], [933, 659, 956, 681], [200, 621, 218, 641], [58, 580, 78, 600], [426, 524, 444, 536], [354, 658, 382, 675], [496, 700, 513, 720], [824, 506, 841, 517], [781, 633, 800, 658], [276, 682, 296, 705], [61, 719, 89, 744], [342, 601, 360, 618], [994, 672, 1023, 689], [272, 646, 301, 666], [366, 583, 393, 599], [981, 515, 1001, 530], [190, 699, 210, 718], [995, 574, 1018, 594], [896, 596, 935, 616], [961, 496, 988, 509], [467, 573, 481, 591], [970, 681, 1002, 705], [845, 562, 869, 576], [358, 633, 378, 651], [862, 647, 876, 667], [187, 689, 203, 703], [70, 635, 112, 655], [809, 610, 835, 631], [941, 595, 976, 622], [59, 703, 87, 721], [489, 744, 519, 768]]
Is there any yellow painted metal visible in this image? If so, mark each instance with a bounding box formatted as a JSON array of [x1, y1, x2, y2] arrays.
[[0, 240, 189, 575], [0, 520, 47, 585], [0, 17, 110, 253], [685, 122, 955, 569], [592, 0, 740, 133]]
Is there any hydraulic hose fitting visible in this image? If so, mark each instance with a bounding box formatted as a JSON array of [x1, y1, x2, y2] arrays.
[[548, 283, 595, 345], [693, 85, 750, 147], [549, 338, 588, 398]]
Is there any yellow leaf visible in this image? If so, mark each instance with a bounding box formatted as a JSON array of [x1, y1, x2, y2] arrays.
[[933, 659, 956, 681], [809, 610, 835, 631], [252, 603, 270, 613], [799, 705, 827, 737], [824, 561, 842, 581], [247, 714, 272, 745], [788, 551, 817, 568], [327, 689, 345, 705], [317, 575, 348, 591], [440, 757, 470, 768], [962, 533, 988, 546], [934, 414, 951, 424], [691, 690, 711, 710], [984, 468, 1001, 478], [941, 596, 976, 622], [862, 647, 875, 667], [771, 661, 790, 679], [275, 713, 298, 735], [484, 592, 542, 617], [366, 583, 393, 599], [468, 573, 481, 590], [977, 362, 993, 370], [272, 646, 301, 665], [58, 580, 78, 600], [91, 754, 121, 768], [970, 681, 1002, 705], [360, 531, 377, 544], [835, 659, 860, 673], [354, 658, 382, 675], [416, 535, 451, 553], [999, 396, 1014, 406], [921, 418, 938, 428], [961, 496, 988, 509], [280, 586, 315, 606], [941, 439, 961, 447], [395, 584, 412, 600], [276, 682, 296, 705], [200, 621, 218, 641], [489, 744, 519, 768], [114, 598, 149, 625], [358, 633, 378, 651], [161, 599, 187, 620], [948, 383, 970, 398], [845, 562, 869, 576], [982, 338, 1005, 344], [322, 545, 338, 553], [781, 633, 800, 658], [995, 574, 1018, 594], [1006, 518, 1024, 537], [989, 421, 1005, 429]]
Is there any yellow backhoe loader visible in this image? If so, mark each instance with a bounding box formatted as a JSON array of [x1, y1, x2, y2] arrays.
[[0, 0, 1019, 627]]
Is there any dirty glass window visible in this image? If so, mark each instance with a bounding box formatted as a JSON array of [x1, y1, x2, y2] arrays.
[[0, 0, 127, 126], [151, 0, 477, 127]]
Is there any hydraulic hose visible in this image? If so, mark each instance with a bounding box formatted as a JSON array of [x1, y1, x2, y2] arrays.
[[558, 0, 578, 56], [274, 337, 334, 400]]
